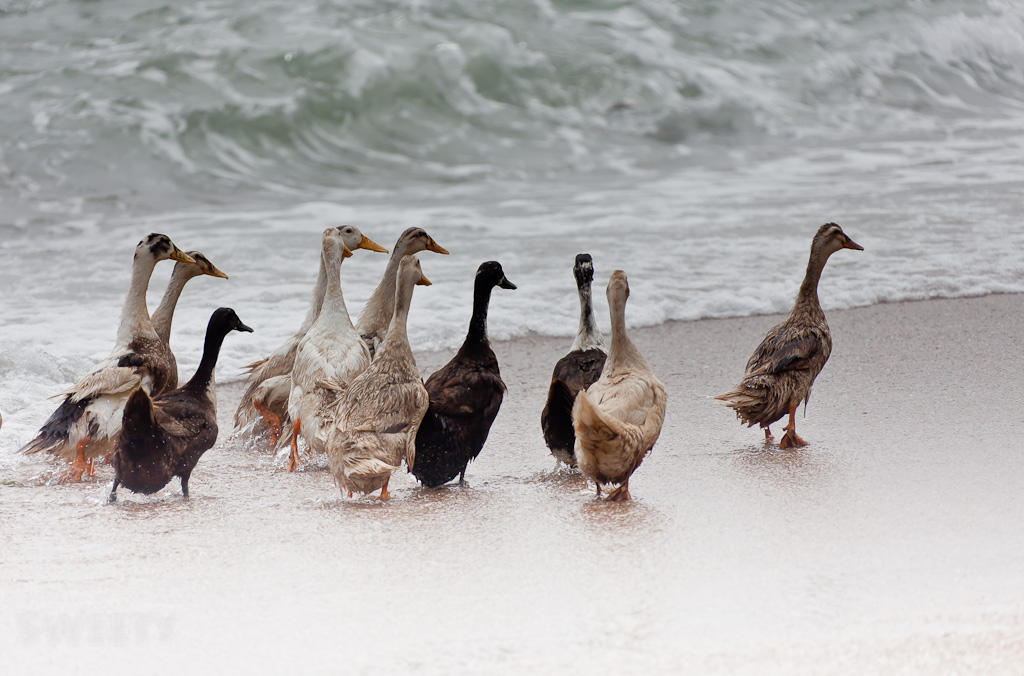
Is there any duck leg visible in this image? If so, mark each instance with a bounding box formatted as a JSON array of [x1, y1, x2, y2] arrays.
[[607, 480, 632, 502], [180, 471, 191, 499], [378, 477, 390, 502], [287, 420, 303, 472], [779, 401, 808, 449], [252, 398, 282, 445], [108, 479, 119, 503], [60, 438, 91, 483], [764, 427, 775, 443]]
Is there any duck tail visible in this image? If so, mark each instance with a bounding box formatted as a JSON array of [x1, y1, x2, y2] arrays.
[[714, 385, 765, 427], [17, 394, 89, 458]]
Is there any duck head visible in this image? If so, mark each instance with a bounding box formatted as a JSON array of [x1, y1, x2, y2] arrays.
[[135, 233, 194, 264], [335, 225, 388, 255], [812, 222, 863, 260], [394, 227, 449, 257], [573, 253, 595, 288], [476, 260, 516, 291]]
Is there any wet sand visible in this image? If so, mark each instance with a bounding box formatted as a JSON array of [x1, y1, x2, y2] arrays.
[[3, 293, 1024, 674]]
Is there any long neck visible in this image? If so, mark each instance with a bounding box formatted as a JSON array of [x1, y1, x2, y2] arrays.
[[570, 281, 603, 351], [462, 280, 493, 350], [115, 254, 159, 347], [606, 294, 646, 373], [320, 247, 355, 328], [792, 248, 827, 319], [299, 247, 332, 333], [183, 326, 229, 395], [377, 275, 415, 361], [151, 268, 195, 344], [357, 248, 404, 332]]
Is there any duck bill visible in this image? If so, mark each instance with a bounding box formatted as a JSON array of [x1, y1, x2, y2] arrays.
[[498, 277, 517, 290], [205, 265, 229, 279], [426, 238, 449, 255], [359, 234, 388, 253], [171, 248, 196, 264], [236, 321, 254, 333], [416, 272, 432, 286], [843, 237, 864, 251], [342, 244, 354, 258]]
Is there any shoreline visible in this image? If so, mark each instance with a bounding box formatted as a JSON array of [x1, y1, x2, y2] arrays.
[[3, 291, 1024, 674]]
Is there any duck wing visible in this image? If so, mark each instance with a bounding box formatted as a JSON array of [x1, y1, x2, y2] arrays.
[[746, 325, 828, 376], [424, 364, 505, 419]]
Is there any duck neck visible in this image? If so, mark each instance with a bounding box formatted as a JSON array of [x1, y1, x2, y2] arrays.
[[462, 279, 493, 351], [299, 246, 331, 334], [570, 281, 603, 352], [115, 253, 159, 347], [606, 294, 645, 372], [793, 248, 827, 320], [377, 275, 415, 361], [357, 246, 404, 332], [183, 325, 228, 395], [320, 246, 354, 327], [151, 267, 196, 345]]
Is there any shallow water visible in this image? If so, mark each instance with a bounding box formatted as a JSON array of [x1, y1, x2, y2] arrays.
[[4, 296, 1023, 673]]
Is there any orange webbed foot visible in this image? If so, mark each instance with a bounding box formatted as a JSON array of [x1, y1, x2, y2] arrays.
[[58, 439, 91, 484], [253, 398, 282, 446], [779, 431, 808, 449]]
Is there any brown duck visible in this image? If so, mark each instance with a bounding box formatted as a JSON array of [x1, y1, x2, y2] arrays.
[[716, 223, 863, 448]]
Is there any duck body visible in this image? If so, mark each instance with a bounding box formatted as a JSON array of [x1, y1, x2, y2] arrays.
[[716, 223, 863, 448], [355, 227, 448, 358], [541, 254, 606, 466], [286, 229, 378, 470], [573, 270, 666, 501], [110, 308, 253, 500], [413, 261, 516, 487], [18, 234, 194, 479], [328, 255, 430, 500]]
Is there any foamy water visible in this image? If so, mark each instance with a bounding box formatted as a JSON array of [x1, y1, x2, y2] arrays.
[[2, 0, 1024, 450]]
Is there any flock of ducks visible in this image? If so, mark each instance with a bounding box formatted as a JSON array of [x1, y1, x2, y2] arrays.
[[14, 223, 863, 502]]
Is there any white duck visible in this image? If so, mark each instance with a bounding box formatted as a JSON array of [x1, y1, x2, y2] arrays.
[[355, 227, 448, 357], [572, 270, 667, 501], [18, 234, 195, 481], [234, 226, 386, 444], [328, 255, 431, 500], [286, 227, 385, 471], [150, 251, 229, 391]]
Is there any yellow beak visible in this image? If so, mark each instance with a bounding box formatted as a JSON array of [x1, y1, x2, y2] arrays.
[[416, 272, 432, 286], [205, 265, 229, 279], [171, 248, 196, 264], [426, 237, 449, 255], [342, 244, 354, 258], [359, 234, 388, 253]]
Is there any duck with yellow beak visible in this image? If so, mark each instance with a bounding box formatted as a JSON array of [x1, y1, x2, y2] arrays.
[[19, 233, 197, 482]]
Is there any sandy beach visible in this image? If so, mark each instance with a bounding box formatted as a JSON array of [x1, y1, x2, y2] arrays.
[[3, 292, 1024, 675]]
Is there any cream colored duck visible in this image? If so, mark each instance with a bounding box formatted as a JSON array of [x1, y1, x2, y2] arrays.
[[18, 234, 194, 481], [234, 226, 386, 444], [716, 223, 863, 448], [355, 227, 448, 357], [327, 255, 431, 500], [286, 227, 384, 471], [151, 251, 228, 391], [572, 270, 667, 501]]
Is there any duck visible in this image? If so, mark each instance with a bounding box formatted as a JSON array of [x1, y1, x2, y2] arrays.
[[233, 226, 387, 444], [18, 234, 194, 481], [109, 308, 253, 501], [355, 227, 448, 357], [286, 227, 383, 471], [541, 254, 607, 467], [412, 261, 516, 487], [327, 255, 431, 500], [150, 251, 229, 391], [572, 270, 667, 501], [715, 223, 863, 448]]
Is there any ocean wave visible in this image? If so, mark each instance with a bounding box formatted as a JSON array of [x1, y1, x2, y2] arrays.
[[4, 0, 1024, 217]]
